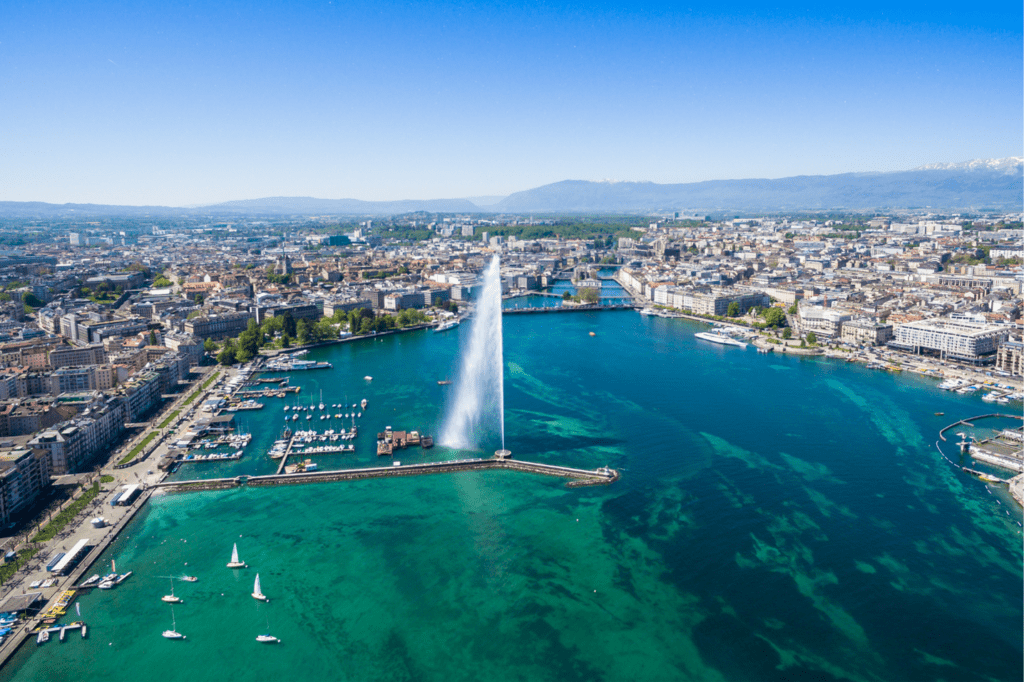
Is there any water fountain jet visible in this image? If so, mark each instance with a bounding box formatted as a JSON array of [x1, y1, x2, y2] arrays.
[[440, 255, 505, 450]]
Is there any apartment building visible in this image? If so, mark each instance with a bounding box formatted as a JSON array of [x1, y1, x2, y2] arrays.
[[891, 318, 1009, 363], [0, 446, 51, 525]]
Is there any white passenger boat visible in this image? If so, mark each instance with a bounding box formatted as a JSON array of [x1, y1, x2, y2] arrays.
[[256, 634, 280, 643], [434, 320, 460, 332], [694, 330, 748, 348]]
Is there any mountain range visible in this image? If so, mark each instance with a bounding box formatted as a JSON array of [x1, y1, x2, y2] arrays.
[[2, 158, 1020, 218]]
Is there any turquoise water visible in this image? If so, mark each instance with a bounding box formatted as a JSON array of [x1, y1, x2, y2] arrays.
[[4, 312, 1021, 681]]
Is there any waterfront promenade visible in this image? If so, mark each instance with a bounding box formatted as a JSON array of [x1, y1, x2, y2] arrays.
[[0, 365, 228, 669]]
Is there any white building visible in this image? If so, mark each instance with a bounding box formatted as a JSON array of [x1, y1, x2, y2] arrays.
[[891, 318, 1009, 363]]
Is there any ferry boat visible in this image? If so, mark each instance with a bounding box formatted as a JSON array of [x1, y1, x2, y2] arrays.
[[434, 320, 460, 333], [639, 308, 656, 316], [694, 330, 748, 349]]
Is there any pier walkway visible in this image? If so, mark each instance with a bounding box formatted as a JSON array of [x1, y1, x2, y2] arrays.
[[158, 456, 619, 493]]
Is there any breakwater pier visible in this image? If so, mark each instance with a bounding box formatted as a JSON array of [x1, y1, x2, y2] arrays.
[[159, 455, 619, 493]]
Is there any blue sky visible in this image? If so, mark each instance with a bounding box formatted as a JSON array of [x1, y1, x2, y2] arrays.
[[2, 0, 1021, 205]]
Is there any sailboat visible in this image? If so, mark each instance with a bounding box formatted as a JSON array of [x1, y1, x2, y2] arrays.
[[162, 607, 185, 640], [256, 611, 279, 643], [227, 543, 248, 569], [252, 573, 269, 602], [161, 578, 182, 603], [319, 390, 324, 412]]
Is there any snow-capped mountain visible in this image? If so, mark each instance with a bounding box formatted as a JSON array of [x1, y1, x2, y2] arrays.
[[912, 157, 1023, 173]]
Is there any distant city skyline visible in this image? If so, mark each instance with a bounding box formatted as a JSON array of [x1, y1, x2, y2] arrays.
[[2, 0, 1020, 206]]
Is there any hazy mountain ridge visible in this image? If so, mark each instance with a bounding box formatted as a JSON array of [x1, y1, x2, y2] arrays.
[[1, 158, 1019, 218], [495, 159, 1024, 212]]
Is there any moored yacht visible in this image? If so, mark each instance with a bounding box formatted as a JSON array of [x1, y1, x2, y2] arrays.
[[694, 330, 748, 349]]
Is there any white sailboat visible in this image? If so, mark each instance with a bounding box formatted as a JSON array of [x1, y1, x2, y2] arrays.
[[227, 543, 247, 569], [161, 578, 182, 603], [162, 607, 185, 640], [252, 573, 268, 602], [256, 612, 279, 643]]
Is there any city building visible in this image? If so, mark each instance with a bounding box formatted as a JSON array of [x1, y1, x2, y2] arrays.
[[890, 318, 1009, 364]]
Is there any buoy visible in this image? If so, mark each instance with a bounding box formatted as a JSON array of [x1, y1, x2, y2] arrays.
[[589, 332, 596, 336]]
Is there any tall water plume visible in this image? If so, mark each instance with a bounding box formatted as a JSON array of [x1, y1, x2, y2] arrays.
[[440, 254, 505, 450]]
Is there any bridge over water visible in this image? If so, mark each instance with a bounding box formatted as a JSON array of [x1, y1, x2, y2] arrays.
[[502, 304, 636, 315]]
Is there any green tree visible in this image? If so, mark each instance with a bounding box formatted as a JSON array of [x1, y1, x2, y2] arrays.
[[152, 276, 173, 288], [148, 331, 158, 346], [194, 294, 203, 305], [562, 291, 572, 300], [578, 287, 600, 304], [203, 338, 217, 354], [262, 315, 284, 336], [726, 301, 741, 317], [22, 293, 43, 308], [788, 303, 798, 315], [296, 319, 312, 346], [313, 318, 336, 342], [237, 329, 259, 360], [187, 310, 203, 320], [781, 327, 792, 340], [281, 311, 296, 338], [217, 342, 237, 365], [806, 332, 817, 346], [762, 307, 785, 327]]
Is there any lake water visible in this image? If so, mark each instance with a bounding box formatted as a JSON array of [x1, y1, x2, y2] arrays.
[[4, 311, 1020, 682]]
